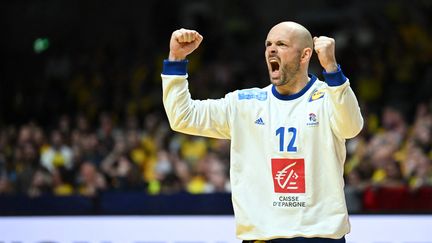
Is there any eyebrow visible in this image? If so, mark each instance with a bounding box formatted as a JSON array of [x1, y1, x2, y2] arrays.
[[265, 40, 288, 46]]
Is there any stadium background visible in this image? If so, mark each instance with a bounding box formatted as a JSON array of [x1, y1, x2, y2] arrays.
[[1, 0, 432, 220]]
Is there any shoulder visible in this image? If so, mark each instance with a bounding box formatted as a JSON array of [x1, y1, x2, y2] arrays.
[[307, 79, 328, 102]]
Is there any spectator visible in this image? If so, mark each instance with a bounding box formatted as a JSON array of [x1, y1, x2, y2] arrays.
[[77, 161, 107, 197], [0, 175, 13, 195], [409, 150, 432, 189], [204, 153, 230, 193], [101, 137, 145, 191], [52, 166, 75, 196], [78, 132, 103, 166], [13, 142, 40, 194], [40, 130, 73, 172], [97, 112, 118, 156], [27, 167, 52, 197], [378, 161, 406, 187]]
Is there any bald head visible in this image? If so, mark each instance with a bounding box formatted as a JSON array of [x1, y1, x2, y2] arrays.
[[268, 21, 313, 50], [265, 21, 314, 91]]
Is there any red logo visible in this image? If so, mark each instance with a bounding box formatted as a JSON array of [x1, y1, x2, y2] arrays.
[[271, 158, 305, 193]]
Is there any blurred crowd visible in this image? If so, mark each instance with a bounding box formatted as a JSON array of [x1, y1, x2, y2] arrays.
[[0, 112, 231, 197], [1, 100, 431, 200], [1, 1, 432, 212]]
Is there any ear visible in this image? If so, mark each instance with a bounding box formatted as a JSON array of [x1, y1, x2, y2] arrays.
[[300, 48, 313, 63]]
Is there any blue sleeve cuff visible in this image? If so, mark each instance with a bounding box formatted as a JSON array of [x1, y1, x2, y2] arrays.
[[162, 59, 188, 75], [322, 64, 348, 87]]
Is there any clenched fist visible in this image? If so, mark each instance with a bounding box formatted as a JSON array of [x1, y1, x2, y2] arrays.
[[169, 28, 203, 61], [313, 36, 338, 73]]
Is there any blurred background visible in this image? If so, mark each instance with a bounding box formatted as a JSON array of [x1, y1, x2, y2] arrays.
[[0, 0, 431, 215]]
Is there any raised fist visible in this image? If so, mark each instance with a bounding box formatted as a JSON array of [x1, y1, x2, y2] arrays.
[[169, 28, 203, 61], [313, 36, 338, 72]]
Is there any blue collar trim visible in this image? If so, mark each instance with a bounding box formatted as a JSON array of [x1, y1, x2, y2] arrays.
[[271, 74, 317, 100]]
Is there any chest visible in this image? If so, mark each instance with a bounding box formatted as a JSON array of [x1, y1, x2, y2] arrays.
[[234, 95, 329, 154]]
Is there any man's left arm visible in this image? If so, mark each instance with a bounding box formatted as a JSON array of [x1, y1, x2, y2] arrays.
[[314, 36, 364, 139]]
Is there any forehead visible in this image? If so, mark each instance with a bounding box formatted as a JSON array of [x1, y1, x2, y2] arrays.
[[266, 25, 295, 42]]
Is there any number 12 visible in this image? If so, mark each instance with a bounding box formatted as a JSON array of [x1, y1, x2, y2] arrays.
[[276, 127, 298, 152]]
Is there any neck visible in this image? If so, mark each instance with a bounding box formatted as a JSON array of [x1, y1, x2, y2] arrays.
[[274, 73, 309, 95]]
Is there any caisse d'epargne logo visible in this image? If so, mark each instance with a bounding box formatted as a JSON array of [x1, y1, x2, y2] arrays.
[[271, 158, 305, 193]]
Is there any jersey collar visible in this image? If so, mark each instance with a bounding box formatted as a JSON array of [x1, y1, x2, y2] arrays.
[[271, 74, 317, 101]]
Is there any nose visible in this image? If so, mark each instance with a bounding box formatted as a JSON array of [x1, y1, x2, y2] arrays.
[[267, 44, 277, 54]]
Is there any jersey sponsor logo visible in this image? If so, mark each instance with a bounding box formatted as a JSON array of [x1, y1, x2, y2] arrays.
[[271, 158, 305, 193], [254, 117, 265, 125], [306, 113, 319, 127], [238, 89, 267, 101], [308, 88, 324, 102]]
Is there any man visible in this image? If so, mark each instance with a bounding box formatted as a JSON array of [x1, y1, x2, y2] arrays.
[[161, 21, 363, 242]]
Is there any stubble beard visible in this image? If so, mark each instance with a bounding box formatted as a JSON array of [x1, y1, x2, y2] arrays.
[[273, 60, 301, 87]]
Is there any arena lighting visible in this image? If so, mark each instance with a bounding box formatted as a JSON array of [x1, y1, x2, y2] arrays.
[[33, 37, 50, 53]]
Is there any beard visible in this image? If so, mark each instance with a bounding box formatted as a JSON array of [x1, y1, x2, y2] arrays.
[[271, 54, 301, 87]]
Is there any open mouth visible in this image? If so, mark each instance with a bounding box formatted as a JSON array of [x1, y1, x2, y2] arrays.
[[269, 59, 280, 72]]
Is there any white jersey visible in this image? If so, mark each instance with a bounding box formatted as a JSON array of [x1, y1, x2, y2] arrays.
[[161, 60, 363, 240]]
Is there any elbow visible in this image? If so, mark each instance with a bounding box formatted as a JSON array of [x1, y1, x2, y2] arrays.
[[167, 116, 184, 132], [169, 121, 184, 132], [344, 117, 364, 139], [167, 109, 191, 132], [164, 102, 189, 132]]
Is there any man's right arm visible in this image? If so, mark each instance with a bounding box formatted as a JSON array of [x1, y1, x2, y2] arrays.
[[161, 29, 233, 139]]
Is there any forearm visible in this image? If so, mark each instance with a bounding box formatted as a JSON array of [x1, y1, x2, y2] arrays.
[[324, 66, 364, 139], [162, 73, 194, 132]]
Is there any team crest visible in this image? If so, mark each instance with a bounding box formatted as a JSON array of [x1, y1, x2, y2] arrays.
[[308, 89, 324, 102], [306, 113, 319, 126]]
